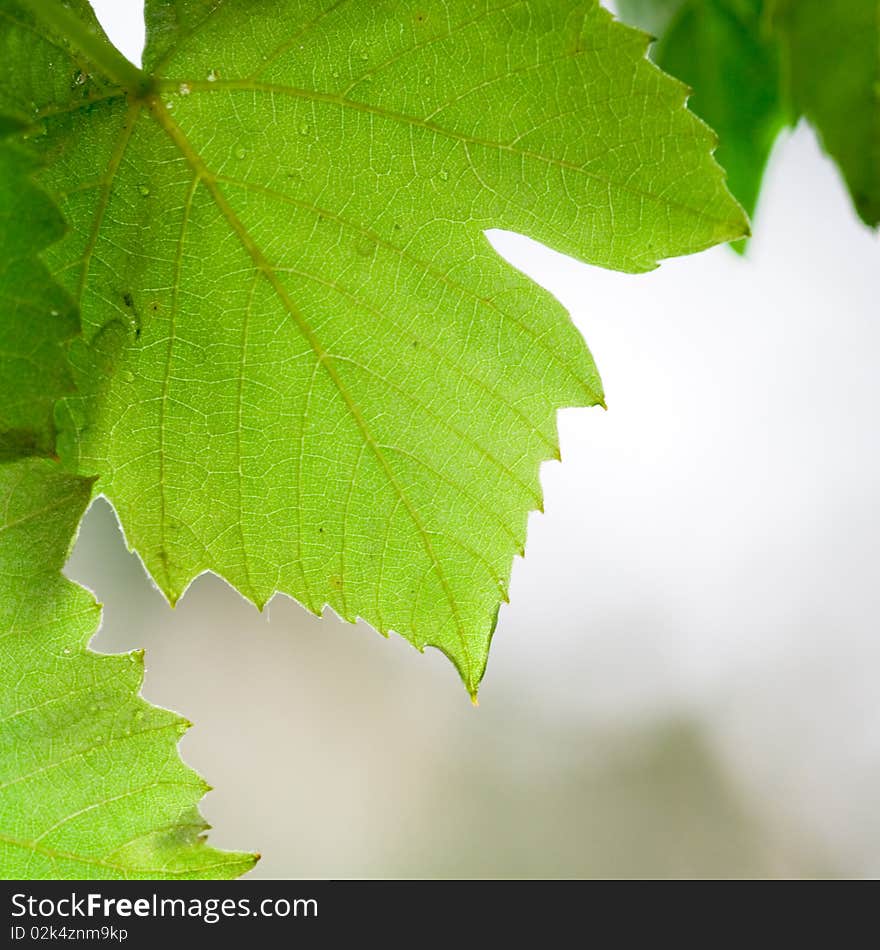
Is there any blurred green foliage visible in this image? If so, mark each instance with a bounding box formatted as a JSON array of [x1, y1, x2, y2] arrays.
[[618, 0, 880, 237]]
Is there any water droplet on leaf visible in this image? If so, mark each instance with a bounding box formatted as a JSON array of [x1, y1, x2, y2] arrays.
[[235, 146, 247, 159]]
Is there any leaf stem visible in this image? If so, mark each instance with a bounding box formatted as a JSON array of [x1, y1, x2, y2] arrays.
[[16, 0, 151, 96]]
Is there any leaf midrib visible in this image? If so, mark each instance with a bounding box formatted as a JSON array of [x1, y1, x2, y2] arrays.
[[141, 94, 481, 692], [156, 76, 737, 235]]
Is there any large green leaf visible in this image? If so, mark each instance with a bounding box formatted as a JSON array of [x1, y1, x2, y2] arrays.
[[0, 124, 78, 460], [0, 458, 256, 878], [1, 0, 746, 694], [618, 0, 784, 242], [774, 0, 880, 227]]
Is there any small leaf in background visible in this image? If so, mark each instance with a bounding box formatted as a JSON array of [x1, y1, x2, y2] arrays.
[[774, 0, 880, 228], [0, 458, 256, 879]]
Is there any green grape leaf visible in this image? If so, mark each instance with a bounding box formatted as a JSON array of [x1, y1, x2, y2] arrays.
[[0, 457, 256, 879], [1, 0, 747, 695], [618, 0, 785, 244], [774, 0, 880, 228], [0, 123, 78, 460]]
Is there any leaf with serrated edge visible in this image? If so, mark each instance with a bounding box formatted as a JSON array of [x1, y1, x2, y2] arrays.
[[1, 0, 747, 695], [0, 458, 256, 879], [0, 123, 78, 460], [618, 0, 784, 247], [774, 0, 880, 228]]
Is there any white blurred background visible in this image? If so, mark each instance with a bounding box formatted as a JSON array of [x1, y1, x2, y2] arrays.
[[67, 1, 880, 878]]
